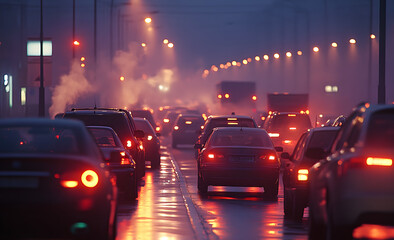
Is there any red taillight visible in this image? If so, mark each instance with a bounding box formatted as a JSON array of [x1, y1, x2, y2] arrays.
[[206, 153, 224, 160], [163, 118, 170, 123], [268, 155, 276, 160], [208, 153, 215, 159], [61, 180, 78, 188], [268, 133, 280, 138], [121, 156, 131, 165], [297, 169, 308, 181], [174, 126, 179, 130], [283, 140, 292, 144], [81, 170, 99, 188], [289, 127, 297, 130], [259, 155, 276, 161], [126, 140, 132, 148], [366, 157, 392, 167]]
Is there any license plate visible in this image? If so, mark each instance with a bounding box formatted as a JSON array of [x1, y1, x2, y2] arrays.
[[0, 177, 39, 188], [230, 156, 254, 162]]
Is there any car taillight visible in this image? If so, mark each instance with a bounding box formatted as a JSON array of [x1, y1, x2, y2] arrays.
[[147, 135, 153, 141], [61, 180, 78, 188], [174, 126, 179, 130], [126, 140, 132, 148], [297, 169, 308, 181], [155, 126, 161, 132], [268, 133, 280, 138], [283, 140, 292, 144], [163, 118, 170, 123], [81, 170, 99, 188], [206, 153, 224, 160], [139, 144, 144, 150], [259, 155, 277, 161], [366, 157, 392, 166], [289, 127, 297, 130]]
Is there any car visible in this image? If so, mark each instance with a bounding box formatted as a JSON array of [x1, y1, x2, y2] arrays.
[[134, 117, 161, 169], [87, 126, 138, 201], [0, 118, 117, 240], [308, 104, 394, 240], [194, 114, 257, 158], [171, 114, 205, 148], [261, 112, 312, 154], [131, 109, 159, 133], [196, 127, 280, 199], [281, 127, 339, 221], [61, 108, 146, 180], [160, 111, 181, 136]]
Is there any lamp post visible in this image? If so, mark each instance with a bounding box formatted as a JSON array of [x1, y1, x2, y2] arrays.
[[378, 0, 386, 104], [39, 0, 45, 117]]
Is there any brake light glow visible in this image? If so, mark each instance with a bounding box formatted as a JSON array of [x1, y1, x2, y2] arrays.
[[297, 169, 308, 181], [163, 118, 170, 123], [268, 133, 280, 138], [227, 122, 238, 125], [81, 170, 99, 188], [155, 126, 161, 132], [208, 154, 215, 159], [201, 126, 204, 129], [174, 126, 179, 130], [366, 157, 392, 167], [185, 121, 192, 124], [227, 118, 237, 121], [120, 151, 126, 157], [61, 180, 78, 188], [147, 135, 153, 141], [126, 140, 132, 148], [289, 127, 297, 130], [139, 144, 144, 150], [288, 114, 296, 117], [261, 116, 266, 121], [283, 140, 292, 144], [252, 95, 257, 101], [217, 94, 223, 99], [268, 155, 276, 160], [121, 157, 131, 165]]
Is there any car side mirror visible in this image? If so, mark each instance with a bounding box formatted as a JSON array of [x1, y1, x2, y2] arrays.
[[194, 143, 202, 149], [134, 130, 145, 139], [305, 147, 327, 159], [275, 146, 283, 152], [280, 152, 290, 160]]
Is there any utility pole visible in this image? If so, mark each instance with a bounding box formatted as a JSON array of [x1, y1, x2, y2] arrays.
[[378, 0, 386, 104], [39, 0, 45, 117]]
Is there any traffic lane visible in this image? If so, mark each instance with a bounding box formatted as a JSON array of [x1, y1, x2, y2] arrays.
[[171, 145, 308, 240], [115, 150, 196, 240]]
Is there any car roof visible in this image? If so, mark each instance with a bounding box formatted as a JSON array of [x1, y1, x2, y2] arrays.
[[308, 126, 340, 132], [213, 127, 266, 133], [86, 125, 117, 131], [207, 115, 253, 119], [0, 118, 85, 128], [66, 109, 127, 115]]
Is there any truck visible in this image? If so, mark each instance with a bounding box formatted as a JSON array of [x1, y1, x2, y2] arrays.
[[266, 93, 309, 113], [216, 81, 257, 115]]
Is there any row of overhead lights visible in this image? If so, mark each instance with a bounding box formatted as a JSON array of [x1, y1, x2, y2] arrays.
[[202, 34, 377, 79], [141, 17, 174, 49]]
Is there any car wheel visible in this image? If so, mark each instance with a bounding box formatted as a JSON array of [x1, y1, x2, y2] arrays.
[[151, 154, 161, 169], [283, 189, 293, 218], [292, 191, 305, 222], [197, 171, 208, 194], [264, 181, 278, 200]]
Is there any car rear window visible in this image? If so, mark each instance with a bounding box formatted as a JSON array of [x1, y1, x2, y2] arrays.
[[0, 126, 83, 155], [210, 131, 273, 147], [135, 120, 155, 135], [269, 114, 311, 130], [308, 130, 338, 152], [64, 113, 132, 143], [366, 111, 394, 150], [88, 128, 119, 148]]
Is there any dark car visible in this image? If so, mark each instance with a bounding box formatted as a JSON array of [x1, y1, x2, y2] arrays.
[[308, 104, 394, 240], [61, 108, 146, 179], [0, 118, 117, 240], [281, 127, 339, 221], [131, 109, 158, 132], [172, 114, 205, 148], [87, 126, 138, 201], [194, 115, 257, 158], [160, 111, 181, 136], [134, 118, 161, 169], [196, 127, 280, 199], [262, 112, 312, 154]]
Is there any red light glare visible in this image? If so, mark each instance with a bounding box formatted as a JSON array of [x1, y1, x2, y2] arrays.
[[73, 40, 80, 46], [81, 170, 99, 188]]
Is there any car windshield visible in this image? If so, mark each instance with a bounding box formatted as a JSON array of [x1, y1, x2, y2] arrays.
[[210, 131, 273, 147], [269, 114, 311, 131], [88, 128, 120, 148], [0, 126, 83, 155], [366, 111, 394, 150], [308, 130, 338, 152]]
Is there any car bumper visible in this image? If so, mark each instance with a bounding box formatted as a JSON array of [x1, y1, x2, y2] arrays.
[[201, 166, 279, 187]]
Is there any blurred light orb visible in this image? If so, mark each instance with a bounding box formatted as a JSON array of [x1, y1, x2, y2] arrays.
[[349, 38, 356, 44], [286, 52, 292, 58], [274, 53, 280, 59], [120, 76, 125, 81], [243, 59, 248, 65], [370, 34, 376, 39], [297, 51, 303, 56], [263, 55, 269, 60], [331, 42, 338, 48], [163, 39, 169, 44], [144, 17, 152, 24], [232, 61, 237, 66], [255, 56, 260, 61], [141, 43, 147, 47], [313, 47, 319, 52], [168, 43, 174, 48]]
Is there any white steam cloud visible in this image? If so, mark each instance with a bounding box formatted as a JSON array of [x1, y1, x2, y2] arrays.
[[49, 60, 94, 118]]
